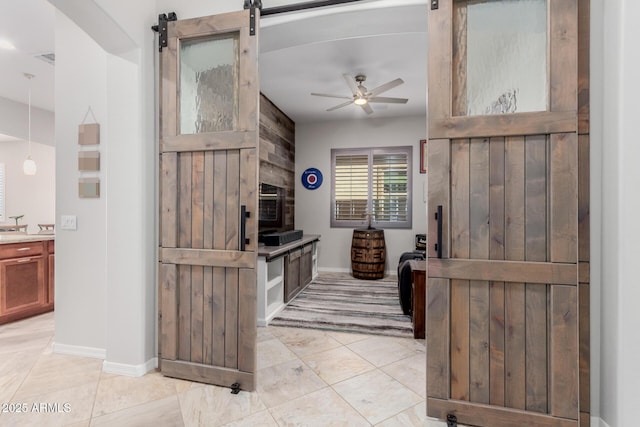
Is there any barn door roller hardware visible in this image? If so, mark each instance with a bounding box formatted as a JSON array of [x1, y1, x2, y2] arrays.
[[447, 414, 458, 427], [431, 0, 439, 10], [151, 12, 177, 52], [243, 0, 262, 36]]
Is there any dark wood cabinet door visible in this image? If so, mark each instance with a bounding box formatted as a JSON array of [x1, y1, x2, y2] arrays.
[[284, 249, 301, 302], [300, 244, 313, 287]]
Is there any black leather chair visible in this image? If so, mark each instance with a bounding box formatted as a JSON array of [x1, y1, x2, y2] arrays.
[[397, 250, 426, 315]]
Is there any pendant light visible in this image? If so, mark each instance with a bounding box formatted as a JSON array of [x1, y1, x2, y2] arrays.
[[23, 73, 37, 176]]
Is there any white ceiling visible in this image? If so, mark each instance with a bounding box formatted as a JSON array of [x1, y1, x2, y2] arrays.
[[0, 0, 427, 124], [259, 1, 428, 123], [0, 0, 55, 112]]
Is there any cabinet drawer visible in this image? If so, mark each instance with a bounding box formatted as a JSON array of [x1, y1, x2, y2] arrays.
[[0, 242, 44, 260]]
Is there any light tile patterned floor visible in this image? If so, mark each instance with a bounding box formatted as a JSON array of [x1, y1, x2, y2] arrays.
[[0, 312, 451, 426]]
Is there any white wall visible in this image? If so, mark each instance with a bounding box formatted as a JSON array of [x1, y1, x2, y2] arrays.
[[54, 11, 108, 356], [296, 115, 427, 274], [0, 140, 55, 232], [53, 0, 158, 373], [599, 0, 640, 425], [0, 97, 55, 147]]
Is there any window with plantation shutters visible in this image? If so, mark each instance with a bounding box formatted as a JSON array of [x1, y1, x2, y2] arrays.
[[0, 163, 5, 222], [331, 146, 412, 229]]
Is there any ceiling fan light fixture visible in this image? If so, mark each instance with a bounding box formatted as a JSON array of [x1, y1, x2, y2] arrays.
[[354, 97, 368, 106]]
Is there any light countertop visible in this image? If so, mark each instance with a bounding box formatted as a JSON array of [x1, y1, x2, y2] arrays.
[[0, 234, 55, 244], [258, 234, 320, 260]]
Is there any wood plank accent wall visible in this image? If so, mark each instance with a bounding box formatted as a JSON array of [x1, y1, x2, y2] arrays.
[[259, 94, 296, 231]]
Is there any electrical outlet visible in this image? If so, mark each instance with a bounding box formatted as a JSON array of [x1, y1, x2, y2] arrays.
[[60, 215, 77, 230]]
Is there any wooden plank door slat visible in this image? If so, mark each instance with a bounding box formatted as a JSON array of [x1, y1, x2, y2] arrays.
[[160, 153, 178, 248], [469, 138, 490, 404], [212, 150, 228, 368], [225, 269, 239, 369], [202, 152, 215, 366], [550, 285, 579, 419], [427, 278, 450, 399], [191, 152, 205, 364], [428, 140, 451, 259], [178, 153, 193, 362], [550, 133, 578, 263], [504, 136, 526, 411], [160, 263, 178, 360], [524, 135, 548, 414], [450, 138, 471, 401], [489, 137, 506, 407]]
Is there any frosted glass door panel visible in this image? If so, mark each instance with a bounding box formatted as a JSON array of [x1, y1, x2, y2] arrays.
[[460, 0, 547, 116], [180, 34, 239, 134]]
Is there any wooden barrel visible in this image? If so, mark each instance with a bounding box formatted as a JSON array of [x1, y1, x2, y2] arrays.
[[351, 228, 386, 280]]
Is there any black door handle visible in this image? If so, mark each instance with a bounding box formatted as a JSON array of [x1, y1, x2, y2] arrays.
[[435, 205, 443, 259], [240, 205, 250, 251]]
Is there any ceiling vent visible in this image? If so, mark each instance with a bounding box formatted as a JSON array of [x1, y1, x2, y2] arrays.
[[34, 52, 55, 65]]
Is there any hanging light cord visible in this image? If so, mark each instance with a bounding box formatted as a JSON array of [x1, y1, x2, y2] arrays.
[[28, 80, 31, 157], [24, 72, 35, 158]]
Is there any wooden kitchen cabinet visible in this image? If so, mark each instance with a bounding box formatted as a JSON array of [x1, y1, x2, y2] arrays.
[[47, 240, 54, 305], [0, 239, 54, 324]]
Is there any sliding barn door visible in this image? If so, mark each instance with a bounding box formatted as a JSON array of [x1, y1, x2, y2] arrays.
[[158, 9, 259, 391], [426, 0, 590, 426]]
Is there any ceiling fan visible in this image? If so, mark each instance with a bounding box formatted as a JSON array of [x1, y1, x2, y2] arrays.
[[311, 74, 408, 114]]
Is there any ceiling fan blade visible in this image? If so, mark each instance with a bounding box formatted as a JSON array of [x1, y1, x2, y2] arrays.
[[327, 100, 354, 112], [311, 92, 352, 100], [360, 103, 374, 114], [367, 96, 409, 104], [343, 74, 362, 96], [368, 78, 404, 96]]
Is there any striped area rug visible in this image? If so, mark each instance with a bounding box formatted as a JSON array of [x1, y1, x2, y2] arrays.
[[270, 272, 413, 338]]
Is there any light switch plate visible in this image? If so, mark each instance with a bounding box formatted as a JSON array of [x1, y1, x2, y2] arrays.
[[60, 215, 77, 230]]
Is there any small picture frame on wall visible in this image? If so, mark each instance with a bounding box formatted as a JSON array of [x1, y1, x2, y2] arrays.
[[420, 139, 427, 174], [78, 123, 100, 146], [78, 151, 100, 171], [79, 178, 100, 198]]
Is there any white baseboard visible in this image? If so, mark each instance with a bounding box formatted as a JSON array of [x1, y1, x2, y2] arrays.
[[595, 417, 610, 427], [53, 342, 106, 360], [103, 357, 158, 377]]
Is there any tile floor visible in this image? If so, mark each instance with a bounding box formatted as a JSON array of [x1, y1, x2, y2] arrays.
[[0, 312, 451, 427]]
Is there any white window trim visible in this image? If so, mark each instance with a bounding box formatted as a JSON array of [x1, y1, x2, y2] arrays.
[[330, 146, 412, 229]]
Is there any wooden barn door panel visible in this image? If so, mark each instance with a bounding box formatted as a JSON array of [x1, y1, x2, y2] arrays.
[[158, 9, 259, 391], [426, 0, 589, 426]]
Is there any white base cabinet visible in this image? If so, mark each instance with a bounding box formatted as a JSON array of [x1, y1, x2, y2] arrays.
[[257, 235, 319, 326]]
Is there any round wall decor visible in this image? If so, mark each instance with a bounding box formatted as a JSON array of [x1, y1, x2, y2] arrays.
[[301, 167, 323, 190]]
